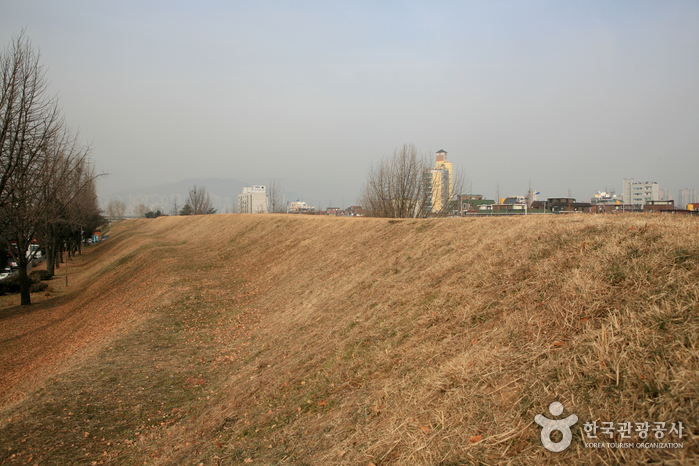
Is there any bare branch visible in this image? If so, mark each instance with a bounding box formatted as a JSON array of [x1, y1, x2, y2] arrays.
[[182, 185, 215, 215], [360, 144, 430, 218]]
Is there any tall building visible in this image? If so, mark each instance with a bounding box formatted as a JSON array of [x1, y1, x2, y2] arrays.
[[659, 188, 672, 202], [425, 150, 453, 213], [622, 178, 659, 206], [238, 185, 269, 214], [678, 188, 697, 210]]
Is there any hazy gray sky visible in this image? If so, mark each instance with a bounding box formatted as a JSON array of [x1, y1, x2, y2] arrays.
[[2, 1, 698, 205]]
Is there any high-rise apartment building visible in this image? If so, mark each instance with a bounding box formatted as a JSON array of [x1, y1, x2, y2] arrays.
[[659, 188, 672, 201], [622, 178, 660, 206], [424, 150, 453, 213]]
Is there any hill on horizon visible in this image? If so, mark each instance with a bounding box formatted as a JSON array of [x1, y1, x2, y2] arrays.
[[0, 214, 697, 464]]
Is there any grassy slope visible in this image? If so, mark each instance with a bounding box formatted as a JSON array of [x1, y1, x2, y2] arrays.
[[0, 214, 697, 465]]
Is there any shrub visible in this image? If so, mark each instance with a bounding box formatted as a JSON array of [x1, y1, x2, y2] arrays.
[[29, 282, 48, 293], [0, 276, 22, 294], [0, 274, 41, 294], [29, 270, 53, 281]]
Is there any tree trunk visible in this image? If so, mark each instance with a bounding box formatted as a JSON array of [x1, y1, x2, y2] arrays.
[[19, 256, 31, 306], [46, 239, 55, 275]]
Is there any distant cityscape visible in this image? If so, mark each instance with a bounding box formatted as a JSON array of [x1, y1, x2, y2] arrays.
[[103, 150, 698, 217]]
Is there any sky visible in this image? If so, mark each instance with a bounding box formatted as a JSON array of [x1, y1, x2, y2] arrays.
[[2, 1, 698, 207]]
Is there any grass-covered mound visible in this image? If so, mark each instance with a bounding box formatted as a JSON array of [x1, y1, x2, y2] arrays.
[[0, 214, 696, 464]]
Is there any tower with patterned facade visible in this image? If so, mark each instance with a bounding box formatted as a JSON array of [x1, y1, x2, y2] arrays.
[[427, 150, 453, 213]]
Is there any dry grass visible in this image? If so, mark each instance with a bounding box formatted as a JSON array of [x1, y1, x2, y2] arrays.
[[0, 214, 697, 465]]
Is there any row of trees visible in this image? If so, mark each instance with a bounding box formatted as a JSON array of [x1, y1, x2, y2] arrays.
[[108, 179, 289, 218], [359, 143, 466, 218], [106, 185, 217, 220], [1, 32, 102, 305]]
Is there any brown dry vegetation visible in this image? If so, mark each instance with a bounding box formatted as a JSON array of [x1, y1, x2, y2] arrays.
[[0, 214, 697, 465]]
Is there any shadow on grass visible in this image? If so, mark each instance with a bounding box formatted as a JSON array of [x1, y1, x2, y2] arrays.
[[0, 290, 245, 465], [0, 290, 64, 322]]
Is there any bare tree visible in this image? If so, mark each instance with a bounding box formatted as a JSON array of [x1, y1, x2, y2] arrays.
[[61, 159, 102, 258], [359, 144, 465, 218], [359, 144, 430, 218], [181, 185, 215, 215], [268, 179, 285, 213], [170, 196, 179, 216], [1, 32, 61, 208], [135, 203, 148, 218], [0, 32, 63, 304], [360, 144, 467, 218], [38, 130, 98, 275], [106, 200, 126, 221], [2, 127, 98, 302], [0, 32, 101, 304]]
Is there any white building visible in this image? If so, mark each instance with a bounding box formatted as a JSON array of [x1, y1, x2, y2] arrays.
[[289, 201, 314, 213], [238, 185, 269, 214], [622, 179, 660, 206], [591, 191, 622, 205]]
